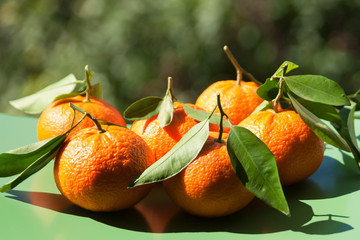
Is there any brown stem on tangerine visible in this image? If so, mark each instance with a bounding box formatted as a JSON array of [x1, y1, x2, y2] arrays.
[[223, 45, 261, 85], [69, 103, 106, 133], [216, 93, 229, 143], [224, 45, 242, 86], [84, 65, 92, 103]]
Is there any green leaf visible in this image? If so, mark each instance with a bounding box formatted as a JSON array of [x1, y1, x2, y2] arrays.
[[10, 74, 86, 114], [227, 126, 290, 216], [285, 75, 350, 106], [348, 89, 360, 102], [158, 92, 174, 127], [251, 100, 273, 114], [297, 99, 342, 127], [272, 61, 299, 77], [0, 136, 65, 177], [124, 96, 163, 121], [96, 119, 128, 128], [336, 101, 360, 168], [182, 103, 231, 128], [256, 78, 279, 101], [128, 114, 213, 188], [289, 94, 351, 152], [0, 134, 67, 192]]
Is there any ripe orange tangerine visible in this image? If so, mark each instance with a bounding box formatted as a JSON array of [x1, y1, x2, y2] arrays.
[[163, 134, 254, 217], [239, 109, 325, 186], [54, 124, 155, 212], [131, 102, 218, 161], [37, 95, 126, 141]]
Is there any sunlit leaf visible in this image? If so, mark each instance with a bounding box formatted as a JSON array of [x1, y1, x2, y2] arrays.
[[158, 92, 173, 127], [251, 100, 273, 114], [272, 61, 299, 77], [285, 75, 350, 106], [227, 126, 290, 216], [0, 136, 66, 177], [182, 103, 231, 128], [128, 114, 213, 188], [10, 74, 86, 114], [124, 96, 163, 120], [289, 94, 351, 152], [0, 134, 67, 192]]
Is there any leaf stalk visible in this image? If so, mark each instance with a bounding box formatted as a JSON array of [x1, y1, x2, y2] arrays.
[[69, 103, 105, 133]]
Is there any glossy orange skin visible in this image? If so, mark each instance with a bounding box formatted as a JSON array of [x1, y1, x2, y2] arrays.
[[239, 109, 325, 186], [37, 95, 126, 141], [196, 80, 263, 126], [163, 136, 254, 217], [130, 102, 218, 161], [54, 125, 155, 212]]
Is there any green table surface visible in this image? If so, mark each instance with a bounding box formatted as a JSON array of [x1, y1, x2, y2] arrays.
[[1, 113, 360, 240]]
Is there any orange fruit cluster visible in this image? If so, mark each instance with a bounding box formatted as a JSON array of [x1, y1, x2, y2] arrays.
[[32, 51, 325, 218]]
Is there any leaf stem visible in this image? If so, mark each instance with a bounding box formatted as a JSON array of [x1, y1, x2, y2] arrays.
[[216, 93, 229, 143], [223, 45, 261, 85], [84, 65, 93, 103], [272, 64, 288, 112], [69, 103, 106, 133]]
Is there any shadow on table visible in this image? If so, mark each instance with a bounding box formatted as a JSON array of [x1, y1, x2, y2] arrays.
[[285, 153, 360, 201], [5, 190, 151, 233], [4, 150, 357, 235]]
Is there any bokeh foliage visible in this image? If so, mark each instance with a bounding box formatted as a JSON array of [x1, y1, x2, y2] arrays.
[[1, 0, 359, 114]]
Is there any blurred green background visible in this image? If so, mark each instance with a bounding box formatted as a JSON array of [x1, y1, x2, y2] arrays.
[[1, 0, 359, 115]]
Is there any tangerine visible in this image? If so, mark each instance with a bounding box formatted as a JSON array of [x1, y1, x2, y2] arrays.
[[130, 102, 218, 161], [37, 95, 126, 141], [239, 109, 325, 186], [195, 80, 263, 126], [54, 124, 155, 212], [163, 135, 254, 217], [195, 46, 263, 126]]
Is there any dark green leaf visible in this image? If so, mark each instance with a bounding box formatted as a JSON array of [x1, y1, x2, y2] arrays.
[[251, 100, 273, 114], [182, 103, 231, 128], [128, 116, 212, 188], [285, 75, 350, 106], [0, 134, 67, 192], [0, 136, 66, 177], [336, 101, 360, 168], [297, 99, 342, 127], [256, 78, 279, 101], [272, 61, 299, 77], [158, 93, 173, 127], [289, 94, 351, 152], [10, 74, 86, 114], [227, 126, 290, 216], [124, 96, 163, 121]]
